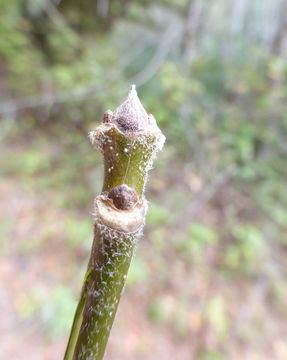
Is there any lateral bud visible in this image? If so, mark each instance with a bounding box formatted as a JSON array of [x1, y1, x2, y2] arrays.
[[108, 184, 138, 210], [94, 193, 147, 233]]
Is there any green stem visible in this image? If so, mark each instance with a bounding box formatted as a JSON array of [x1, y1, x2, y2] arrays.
[[64, 281, 88, 360], [64, 85, 165, 360], [72, 225, 138, 359]]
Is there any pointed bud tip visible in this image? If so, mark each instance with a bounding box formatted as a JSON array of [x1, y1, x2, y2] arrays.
[[129, 84, 136, 93], [111, 84, 148, 132]]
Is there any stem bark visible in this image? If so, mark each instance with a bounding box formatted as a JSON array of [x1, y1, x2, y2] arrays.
[[64, 85, 165, 360]]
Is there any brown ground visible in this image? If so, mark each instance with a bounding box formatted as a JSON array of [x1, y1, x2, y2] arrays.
[[1, 134, 287, 360]]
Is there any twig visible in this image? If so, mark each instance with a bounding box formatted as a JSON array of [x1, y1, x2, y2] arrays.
[[64, 85, 165, 360], [131, 21, 182, 86]]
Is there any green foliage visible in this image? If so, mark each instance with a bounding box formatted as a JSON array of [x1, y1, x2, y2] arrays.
[[0, 149, 51, 176], [146, 203, 170, 227], [205, 296, 229, 341], [15, 285, 76, 339], [15, 289, 42, 320], [126, 254, 149, 287], [224, 225, 266, 272], [150, 228, 165, 251], [148, 295, 174, 325], [64, 218, 92, 247], [0, 220, 13, 255], [197, 351, 225, 360], [176, 223, 218, 262], [189, 223, 218, 247], [41, 286, 77, 339], [173, 305, 188, 338]]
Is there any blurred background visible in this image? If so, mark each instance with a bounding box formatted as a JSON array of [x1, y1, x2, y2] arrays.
[[1, 0, 287, 359]]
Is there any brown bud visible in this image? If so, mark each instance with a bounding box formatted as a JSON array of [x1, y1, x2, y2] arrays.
[[108, 184, 139, 210], [111, 85, 149, 132], [114, 116, 139, 132]]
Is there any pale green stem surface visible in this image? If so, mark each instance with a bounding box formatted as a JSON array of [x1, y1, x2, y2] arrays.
[[64, 86, 164, 360]]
